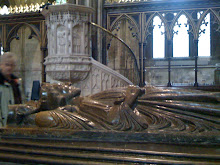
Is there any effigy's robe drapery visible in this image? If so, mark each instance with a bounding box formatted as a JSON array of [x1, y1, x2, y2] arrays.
[[8, 83, 219, 133], [138, 87, 220, 133]]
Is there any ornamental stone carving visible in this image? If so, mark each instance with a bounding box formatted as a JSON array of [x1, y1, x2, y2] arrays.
[[42, 4, 94, 83]]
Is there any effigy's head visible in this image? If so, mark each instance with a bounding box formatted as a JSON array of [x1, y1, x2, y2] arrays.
[[39, 82, 81, 110]]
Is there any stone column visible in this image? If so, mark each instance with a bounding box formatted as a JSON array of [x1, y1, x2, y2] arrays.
[[42, 3, 94, 83], [193, 39, 199, 87]]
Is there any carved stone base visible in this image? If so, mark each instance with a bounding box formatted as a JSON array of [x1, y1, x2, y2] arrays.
[[0, 127, 219, 164]]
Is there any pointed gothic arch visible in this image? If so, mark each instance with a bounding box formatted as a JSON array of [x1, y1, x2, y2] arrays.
[[144, 12, 171, 42], [110, 14, 140, 41], [6, 23, 40, 51], [170, 10, 196, 40]]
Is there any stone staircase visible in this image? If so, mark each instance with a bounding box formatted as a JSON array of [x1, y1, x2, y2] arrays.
[[0, 128, 219, 164]]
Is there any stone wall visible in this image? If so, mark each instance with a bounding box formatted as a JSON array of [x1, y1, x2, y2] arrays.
[[145, 58, 218, 86], [10, 26, 42, 102]]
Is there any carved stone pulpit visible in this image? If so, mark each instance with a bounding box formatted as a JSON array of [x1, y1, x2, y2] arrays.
[[41, 3, 132, 96], [42, 3, 93, 83]]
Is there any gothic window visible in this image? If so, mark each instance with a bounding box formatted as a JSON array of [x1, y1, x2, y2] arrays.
[[152, 12, 211, 59], [153, 16, 165, 58], [198, 13, 211, 57], [173, 14, 189, 57]]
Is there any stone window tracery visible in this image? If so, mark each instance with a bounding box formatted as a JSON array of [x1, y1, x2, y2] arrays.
[[151, 11, 212, 59]]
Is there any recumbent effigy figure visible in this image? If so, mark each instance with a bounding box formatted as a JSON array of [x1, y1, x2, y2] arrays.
[[7, 83, 220, 133]]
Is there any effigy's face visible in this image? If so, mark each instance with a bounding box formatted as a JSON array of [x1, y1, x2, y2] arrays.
[[40, 86, 62, 110], [39, 83, 81, 110]]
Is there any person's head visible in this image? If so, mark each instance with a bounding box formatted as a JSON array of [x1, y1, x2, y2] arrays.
[[0, 52, 17, 77]]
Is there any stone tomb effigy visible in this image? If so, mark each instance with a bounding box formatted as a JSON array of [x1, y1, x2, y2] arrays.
[[0, 83, 219, 164]]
